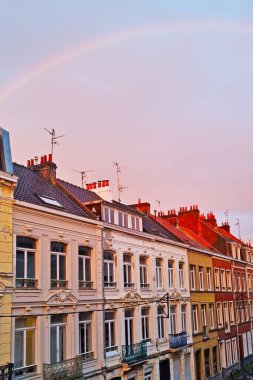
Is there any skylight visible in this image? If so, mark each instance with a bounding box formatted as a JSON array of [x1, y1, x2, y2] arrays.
[[38, 195, 63, 208]]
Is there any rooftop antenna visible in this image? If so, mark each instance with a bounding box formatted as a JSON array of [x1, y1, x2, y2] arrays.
[[156, 200, 161, 212], [224, 209, 230, 223], [44, 128, 65, 161], [72, 169, 94, 188], [235, 219, 241, 240], [112, 161, 128, 202]]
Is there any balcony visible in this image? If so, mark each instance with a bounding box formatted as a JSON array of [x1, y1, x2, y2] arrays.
[[0, 363, 13, 380], [43, 357, 82, 380], [122, 342, 147, 364], [124, 282, 135, 288], [169, 332, 187, 349], [50, 280, 68, 289], [79, 280, 93, 289]]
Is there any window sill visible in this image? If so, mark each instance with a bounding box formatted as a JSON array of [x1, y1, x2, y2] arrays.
[[14, 288, 42, 293], [78, 288, 97, 291], [105, 350, 120, 358]]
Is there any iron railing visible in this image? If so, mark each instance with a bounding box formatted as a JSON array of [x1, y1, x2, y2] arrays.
[[169, 332, 187, 349], [0, 363, 13, 380], [50, 280, 68, 289], [79, 280, 93, 289], [43, 357, 82, 380], [122, 341, 147, 364], [222, 363, 239, 378], [16, 278, 38, 288]]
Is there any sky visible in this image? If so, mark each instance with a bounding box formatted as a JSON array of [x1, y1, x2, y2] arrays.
[[0, 1, 253, 241]]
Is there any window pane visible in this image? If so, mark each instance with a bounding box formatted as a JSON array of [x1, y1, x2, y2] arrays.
[[51, 255, 57, 279], [59, 255, 66, 280], [50, 326, 57, 364], [78, 246, 91, 256], [26, 330, 35, 366], [15, 331, 24, 368], [27, 252, 35, 278], [16, 251, 24, 278], [59, 325, 65, 361], [16, 237, 35, 249], [105, 312, 114, 320], [51, 242, 66, 253], [85, 258, 91, 281], [110, 209, 115, 224], [79, 257, 83, 281]]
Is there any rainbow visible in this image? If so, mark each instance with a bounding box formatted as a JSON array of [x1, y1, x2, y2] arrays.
[[1, 21, 253, 103]]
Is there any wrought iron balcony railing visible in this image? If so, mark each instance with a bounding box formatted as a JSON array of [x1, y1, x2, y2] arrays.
[[43, 356, 82, 380], [122, 341, 147, 364], [0, 363, 13, 380], [124, 282, 135, 288], [16, 278, 38, 288], [50, 279, 68, 289], [140, 283, 150, 289], [79, 280, 93, 289], [169, 332, 187, 349]]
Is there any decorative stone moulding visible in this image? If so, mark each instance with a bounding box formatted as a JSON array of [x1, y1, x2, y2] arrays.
[[25, 226, 32, 235]]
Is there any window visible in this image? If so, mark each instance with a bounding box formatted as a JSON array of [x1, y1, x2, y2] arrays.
[[181, 305, 186, 332], [229, 301, 235, 324], [123, 254, 133, 288], [242, 275, 246, 292], [156, 259, 163, 289], [201, 304, 207, 337], [14, 317, 36, 376], [16, 237, 37, 288], [50, 314, 66, 364], [168, 261, 174, 288], [221, 269, 226, 290], [209, 304, 214, 329], [217, 303, 223, 327], [105, 311, 116, 352], [103, 207, 115, 224], [232, 338, 238, 363], [233, 272, 237, 292], [157, 307, 165, 340], [192, 305, 198, 333], [37, 195, 63, 208], [170, 306, 176, 334], [78, 246, 92, 288], [213, 347, 218, 374], [226, 340, 232, 367], [118, 212, 129, 228], [204, 349, 210, 378], [248, 274, 251, 292], [125, 309, 134, 346], [190, 265, 196, 290], [207, 268, 212, 290], [227, 270, 232, 291], [214, 268, 220, 290], [50, 242, 67, 288], [141, 308, 150, 341], [131, 216, 141, 231], [223, 302, 229, 332], [179, 262, 184, 289], [104, 251, 116, 287], [238, 273, 241, 291], [140, 257, 149, 288], [199, 267, 204, 290], [79, 312, 93, 357], [144, 371, 152, 380]]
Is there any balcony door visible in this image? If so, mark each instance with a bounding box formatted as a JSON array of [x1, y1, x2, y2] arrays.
[[125, 309, 133, 346], [50, 315, 66, 364]]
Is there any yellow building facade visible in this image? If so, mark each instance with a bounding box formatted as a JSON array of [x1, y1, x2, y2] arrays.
[[188, 249, 219, 380], [0, 170, 17, 365]]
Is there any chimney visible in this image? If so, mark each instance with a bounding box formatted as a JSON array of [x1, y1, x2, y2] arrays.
[[205, 212, 217, 228], [219, 222, 230, 233], [131, 201, 150, 215], [178, 204, 201, 234], [86, 180, 112, 201], [27, 153, 57, 181], [157, 209, 178, 226]]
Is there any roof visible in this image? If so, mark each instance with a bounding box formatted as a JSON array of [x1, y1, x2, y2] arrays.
[[13, 164, 92, 219], [58, 178, 101, 203]]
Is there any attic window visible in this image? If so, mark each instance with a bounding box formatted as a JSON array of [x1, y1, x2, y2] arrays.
[[37, 195, 63, 208]]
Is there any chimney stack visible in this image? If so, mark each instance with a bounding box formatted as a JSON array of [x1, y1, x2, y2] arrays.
[[27, 153, 57, 181], [219, 221, 230, 233], [131, 201, 151, 215], [178, 204, 201, 234]]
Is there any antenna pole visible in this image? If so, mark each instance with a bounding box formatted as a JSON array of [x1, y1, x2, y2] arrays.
[[236, 218, 241, 240], [113, 162, 121, 202], [44, 128, 65, 162]]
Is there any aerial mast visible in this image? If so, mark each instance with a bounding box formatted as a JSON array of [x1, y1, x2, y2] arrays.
[[72, 169, 94, 188], [112, 162, 128, 202], [44, 128, 65, 161]]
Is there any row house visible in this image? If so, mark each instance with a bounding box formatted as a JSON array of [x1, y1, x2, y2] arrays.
[[0, 128, 18, 377], [59, 183, 195, 380], [154, 205, 253, 379], [10, 153, 105, 379]]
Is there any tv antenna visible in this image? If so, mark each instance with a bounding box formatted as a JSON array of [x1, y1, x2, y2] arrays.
[[156, 200, 161, 212], [44, 128, 65, 161], [72, 169, 94, 188], [224, 209, 230, 223], [235, 218, 241, 240], [112, 162, 128, 202]]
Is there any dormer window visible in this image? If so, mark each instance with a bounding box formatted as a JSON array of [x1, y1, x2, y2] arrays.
[[37, 195, 63, 208], [104, 207, 115, 224]]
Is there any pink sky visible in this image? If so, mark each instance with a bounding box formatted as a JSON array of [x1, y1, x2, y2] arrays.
[[0, 1, 253, 241]]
